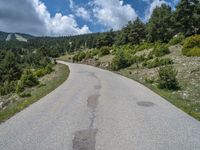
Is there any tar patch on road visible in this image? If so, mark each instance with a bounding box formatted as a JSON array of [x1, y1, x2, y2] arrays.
[[137, 101, 155, 107], [94, 85, 101, 90], [73, 129, 98, 150], [73, 94, 100, 150], [87, 94, 100, 128]]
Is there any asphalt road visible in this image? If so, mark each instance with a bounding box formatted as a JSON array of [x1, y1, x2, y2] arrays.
[[0, 61, 200, 150]]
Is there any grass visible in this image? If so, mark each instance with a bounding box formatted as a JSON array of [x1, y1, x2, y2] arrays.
[[0, 64, 70, 123]]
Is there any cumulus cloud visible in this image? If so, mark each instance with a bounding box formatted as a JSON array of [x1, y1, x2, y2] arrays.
[[0, 0, 91, 36], [75, 7, 91, 21], [0, 0, 47, 35], [143, 0, 167, 22], [69, 0, 91, 21], [92, 0, 137, 30]]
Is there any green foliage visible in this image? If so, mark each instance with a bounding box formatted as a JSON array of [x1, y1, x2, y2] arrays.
[[0, 81, 16, 96], [145, 77, 155, 84], [97, 29, 115, 48], [169, 33, 185, 45], [134, 42, 154, 51], [175, 0, 200, 36], [117, 18, 146, 45], [183, 35, 200, 49], [73, 51, 86, 62], [146, 4, 174, 42], [183, 47, 200, 56], [152, 44, 170, 57], [98, 47, 110, 57], [158, 66, 179, 90], [16, 70, 39, 93], [20, 70, 39, 87], [19, 92, 31, 98], [143, 58, 173, 68], [111, 50, 131, 70], [182, 35, 200, 56], [34, 64, 53, 77]]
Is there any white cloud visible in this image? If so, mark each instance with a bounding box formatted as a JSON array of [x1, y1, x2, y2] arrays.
[[92, 0, 137, 30], [49, 13, 90, 36], [143, 0, 167, 22], [32, 0, 91, 35], [0, 0, 91, 36], [75, 7, 91, 21], [68, 0, 91, 21]]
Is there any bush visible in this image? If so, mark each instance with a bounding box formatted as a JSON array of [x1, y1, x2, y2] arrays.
[[158, 66, 179, 90], [183, 35, 200, 49], [16, 70, 39, 93], [183, 47, 200, 57], [135, 43, 154, 51], [34, 64, 53, 78], [111, 50, 130, 70], [169, 33, 185, 45], [78, 52, 86, 61], [72, 52, 86, 62], [143, 58, 173, 68], [0, 81, 16, 96], [182, 35, 200, 57], [153, 44, 170, 57], [98, 47, 110, 56]]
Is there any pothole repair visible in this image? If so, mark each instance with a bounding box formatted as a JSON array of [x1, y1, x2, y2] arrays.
[[87, 94, 100, 128], [137, 101, 155, 107], [73, 94, 100, 150], [73, 129, 98, 150], [94, 85, 101, 90]]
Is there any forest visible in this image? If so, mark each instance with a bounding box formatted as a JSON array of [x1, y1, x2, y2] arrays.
[[0, 0, 200, 96]]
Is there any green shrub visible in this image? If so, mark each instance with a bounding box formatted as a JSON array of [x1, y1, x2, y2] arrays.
[[16, 80, 24, 93], [19, 92, 31, 98], [169, 33, 185, 45], [183, 35, 200, 49], [143, 58, 173, 68], [98, 47, 110, 56], [153, 44, 170, 57], [182, 35, 200, 57], [0, 81, 16, 96], [78, 52, 86, 61], [85, 51, 93, 59], [145, 77, 155, 84], [72, 52, 86, 62], [35, 64, 53, 78], [16, 70, 39, 93], [158, 66, 179, 90], [111, 50, 130, 70], [135, 43, 154, 51], [183, 47, 200, 56]]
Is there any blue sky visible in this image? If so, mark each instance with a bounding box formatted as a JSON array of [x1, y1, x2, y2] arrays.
[[0, 0, 179, 36], [41, 0, 178, 33]]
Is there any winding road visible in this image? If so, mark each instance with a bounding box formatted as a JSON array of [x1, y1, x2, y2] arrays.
[[0, 61, 200, 150]]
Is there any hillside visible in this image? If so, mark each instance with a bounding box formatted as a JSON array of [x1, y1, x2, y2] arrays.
[[59, 36, 200, 121], [0, 31, 34, 42]]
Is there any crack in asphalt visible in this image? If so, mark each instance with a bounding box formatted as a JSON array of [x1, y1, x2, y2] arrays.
[[73, 72, 101, 150]]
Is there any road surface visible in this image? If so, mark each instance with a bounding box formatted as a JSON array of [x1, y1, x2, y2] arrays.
[[0, 61, 200, 150]]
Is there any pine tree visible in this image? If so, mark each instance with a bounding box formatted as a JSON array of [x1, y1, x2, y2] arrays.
[[146, 4, 174, 42]]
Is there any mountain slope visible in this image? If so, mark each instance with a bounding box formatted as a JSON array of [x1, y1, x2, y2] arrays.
[[0, 31, 34, 42]]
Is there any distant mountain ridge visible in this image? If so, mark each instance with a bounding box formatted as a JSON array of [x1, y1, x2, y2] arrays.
[[0, 31, 34, 42]]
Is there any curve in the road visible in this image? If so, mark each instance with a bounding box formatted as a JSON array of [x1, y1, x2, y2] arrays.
[[0, 61, 200, 150]]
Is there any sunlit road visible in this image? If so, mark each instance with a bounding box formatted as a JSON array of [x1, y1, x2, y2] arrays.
[[0, 61, 200, 150]]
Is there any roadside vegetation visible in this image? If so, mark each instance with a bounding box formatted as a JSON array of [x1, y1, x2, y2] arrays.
[[0, 64, 69, 123], [58, 0, 200, 121]]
